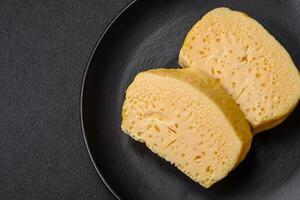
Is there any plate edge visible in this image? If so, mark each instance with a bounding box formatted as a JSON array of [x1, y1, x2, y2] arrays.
[[80, 1, 138, 200]]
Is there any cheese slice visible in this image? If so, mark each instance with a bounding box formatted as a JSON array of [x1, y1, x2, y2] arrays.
[[121, 68, 252, 188], [179, 7, 300, 133]]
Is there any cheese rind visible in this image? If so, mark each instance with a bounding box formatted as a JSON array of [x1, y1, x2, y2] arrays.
[[179, 7, 300, 133], [121, 68, 252, 188]]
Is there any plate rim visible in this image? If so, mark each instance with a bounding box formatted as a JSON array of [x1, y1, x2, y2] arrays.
[[80, 1, 138, 200]]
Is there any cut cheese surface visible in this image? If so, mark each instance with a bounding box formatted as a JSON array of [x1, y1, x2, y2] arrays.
[[121, 68, 252, 188], [179, 7, 300, 133]]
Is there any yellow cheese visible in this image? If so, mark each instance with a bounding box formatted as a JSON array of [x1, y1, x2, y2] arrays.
[[253, 105, 295, 134], [179, 7, 300, 133], [121, 68, 252, 188], [253, 115, 287, 134]]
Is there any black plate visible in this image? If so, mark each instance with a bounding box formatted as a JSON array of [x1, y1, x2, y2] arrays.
[[81, 1, 300, 199]]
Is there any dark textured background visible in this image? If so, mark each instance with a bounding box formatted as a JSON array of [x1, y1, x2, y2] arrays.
[[0, 1, 132, 199]]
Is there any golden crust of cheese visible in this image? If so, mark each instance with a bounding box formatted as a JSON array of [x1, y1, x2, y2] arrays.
[[179, 7, 300, 133], [121, 68, 252, 188]]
